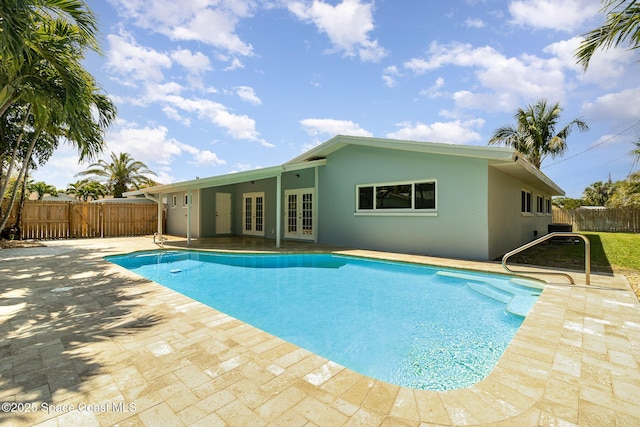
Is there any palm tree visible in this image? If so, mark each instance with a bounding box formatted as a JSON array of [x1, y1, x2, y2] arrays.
[[0, 2, 116, 234], [583, 180, 617, 206], [0, 0, 99, 116], [488, 99, 589, 169], [28, 181, 57, 200], [575, 0, 640, 70], [77, 152, 157, 198], [66, 179, 107, 201], [632, 137, 640, 171]]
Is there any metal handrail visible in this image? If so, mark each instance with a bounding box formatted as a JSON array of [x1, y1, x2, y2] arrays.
[[502, 232, 590, 285], [153, 232, 165, 249]]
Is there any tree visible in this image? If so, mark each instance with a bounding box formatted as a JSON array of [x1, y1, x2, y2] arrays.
[[66, 179, 106, 201], [77, 152, 157, 198], [575, 0, 640, 70], [608, 172, 640, 206], [552, 197, 586, 210], [488, 99, 589, 169], [632, 137, 640, 170], [0, 2, 116, 234], [28, 181, 57, 200], [0, 0, 99, 117], [583, 179, 617, 205]]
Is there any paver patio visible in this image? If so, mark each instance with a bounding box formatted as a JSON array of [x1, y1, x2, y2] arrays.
[[1, 236, 639, 426]]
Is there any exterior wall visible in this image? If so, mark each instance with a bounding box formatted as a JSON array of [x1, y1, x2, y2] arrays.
[[487, 167, 553, 260], [317, 145, 491, 260], [232, 177, 278, 239], [166, 189, 200, 237]]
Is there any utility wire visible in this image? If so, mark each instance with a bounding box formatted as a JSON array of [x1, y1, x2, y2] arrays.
[[542, 120, 640, 169]]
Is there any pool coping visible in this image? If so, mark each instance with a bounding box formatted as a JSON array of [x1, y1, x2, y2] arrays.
[[1, 237, 639, 426]]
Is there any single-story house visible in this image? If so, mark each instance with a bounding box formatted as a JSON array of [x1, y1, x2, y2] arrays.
[[125, 135, 564, 260]]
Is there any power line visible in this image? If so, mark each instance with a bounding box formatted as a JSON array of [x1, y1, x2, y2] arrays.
[[542, 120, 640, 169]]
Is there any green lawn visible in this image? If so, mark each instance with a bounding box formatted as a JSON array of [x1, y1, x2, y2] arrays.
[[507, 231, 640, 298]]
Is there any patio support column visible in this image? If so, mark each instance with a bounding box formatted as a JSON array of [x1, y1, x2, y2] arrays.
[[187, 188, 192, 247], [276, 173, 281, 248], [314, 166, 319, 243], [157, 193, 163, 235]]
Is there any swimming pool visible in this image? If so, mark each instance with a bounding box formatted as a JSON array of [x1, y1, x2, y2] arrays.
[[107, 250, 542, 390]]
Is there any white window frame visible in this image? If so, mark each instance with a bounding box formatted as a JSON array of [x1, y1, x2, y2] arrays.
[[183, 193, 189, 208], [536, 194, 545, 215], [545, 198, 552, 215], [521, 189, 532, 215], [171, 195, 177, 209], [355, 179, 437, 216]]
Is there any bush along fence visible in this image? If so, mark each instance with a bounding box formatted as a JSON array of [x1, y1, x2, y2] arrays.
[[552, 207, 640, 232], [1, 200, 163, 240]]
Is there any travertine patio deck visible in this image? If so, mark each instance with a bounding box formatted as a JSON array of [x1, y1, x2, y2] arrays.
[[1, 236, 639, 426]]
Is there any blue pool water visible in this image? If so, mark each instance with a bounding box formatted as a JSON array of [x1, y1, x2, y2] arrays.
[[106, 251, 541, 390]]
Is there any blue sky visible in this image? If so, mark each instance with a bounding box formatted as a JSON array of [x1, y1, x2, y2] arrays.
[[33, 0, 640, 198]]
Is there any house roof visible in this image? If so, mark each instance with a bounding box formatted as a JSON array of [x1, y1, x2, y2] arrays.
[[126, 135, 564, 197], [124, 159, 327, 197], [287, 135, 564, 196]]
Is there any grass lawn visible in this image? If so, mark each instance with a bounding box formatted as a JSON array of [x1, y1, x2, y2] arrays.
[[507, 231, 640, 300]]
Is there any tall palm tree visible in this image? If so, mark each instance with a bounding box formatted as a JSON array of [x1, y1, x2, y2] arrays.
[[0, 0, 99, 116], [488, 99, 589, 169], [77, 152, 157, 198], [575, 0, 640, 70], [0, 3, 116, 234]]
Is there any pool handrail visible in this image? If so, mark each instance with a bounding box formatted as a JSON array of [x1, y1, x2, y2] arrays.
[[502, 232, 590, 286]]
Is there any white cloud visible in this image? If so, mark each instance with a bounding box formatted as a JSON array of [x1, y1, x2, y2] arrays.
[[107, 33, 172, 83], [170, 49, 212, 75], [103, 123, 227, 177], [465, 18, 485, 28], [403, 42, 569, 112], [382, 65, 401, 88], [582, 87, 640, 124], [108, 0, 255, 56], [235, 86, 262, 105], [508, 0, 601, 32], [194, 150, 226, 166], [385, 119, 485, 144], [288, 0, 387, 62], [164, 95, 272, 147], [299, 118, 373, 137], [419, 77, 446, 98]]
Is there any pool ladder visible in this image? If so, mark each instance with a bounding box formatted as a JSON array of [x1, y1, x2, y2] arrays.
[[153, 232, 166, 249], [502, 232, 590, 285]]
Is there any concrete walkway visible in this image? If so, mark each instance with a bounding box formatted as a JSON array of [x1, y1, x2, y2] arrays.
[[1, 237, 639, 426]]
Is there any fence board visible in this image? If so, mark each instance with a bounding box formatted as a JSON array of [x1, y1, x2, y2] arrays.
[[553, 207, 640, 232], [1, 200, 160, 240]]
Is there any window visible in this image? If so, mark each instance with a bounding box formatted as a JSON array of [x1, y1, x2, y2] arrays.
[[183, 194, 189, 208], [521, 190, 531, 214], [536, 195, 544, 214], [357, 180, 436, 213], [171, 195, 177, 208], [545, 198, 551, 215]]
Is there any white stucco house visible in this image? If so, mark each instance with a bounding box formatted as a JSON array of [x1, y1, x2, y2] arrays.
[[126, 135, 564, 260]]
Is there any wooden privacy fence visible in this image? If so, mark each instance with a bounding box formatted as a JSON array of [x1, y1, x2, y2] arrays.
[[1, 200, 161, 240], [552, 207, 640, 232]]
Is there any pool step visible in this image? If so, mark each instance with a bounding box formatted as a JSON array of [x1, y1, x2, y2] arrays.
[[466, 282, 512, 304], [436, 270, 541, 317]]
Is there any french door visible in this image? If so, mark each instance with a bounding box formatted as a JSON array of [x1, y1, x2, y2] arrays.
[[243, 192, 265, 236], [284, 188, 314, 240]]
